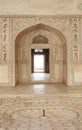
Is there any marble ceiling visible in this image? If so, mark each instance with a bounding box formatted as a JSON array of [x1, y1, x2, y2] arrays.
[[0, 0, 82, 15]]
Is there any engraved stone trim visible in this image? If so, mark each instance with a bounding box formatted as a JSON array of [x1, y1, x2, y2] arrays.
[[72, 18, 80, 61], [2, 17, 10, 64]]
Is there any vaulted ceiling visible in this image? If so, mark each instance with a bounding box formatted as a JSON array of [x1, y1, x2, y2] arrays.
[[0, 0, 82, 15]]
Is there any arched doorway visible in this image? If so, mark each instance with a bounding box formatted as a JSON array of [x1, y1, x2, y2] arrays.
[[31, 35, 50, 81], [15, 24, 67, 85]]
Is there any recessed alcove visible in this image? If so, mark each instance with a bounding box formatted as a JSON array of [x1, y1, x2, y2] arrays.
[[15, 24, 67, 85]]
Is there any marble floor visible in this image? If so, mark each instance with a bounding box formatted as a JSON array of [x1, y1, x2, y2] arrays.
[[0, 84, 82, 130], [0, 83, 82, 94]]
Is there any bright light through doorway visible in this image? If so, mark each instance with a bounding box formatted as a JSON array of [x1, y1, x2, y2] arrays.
[[34, 55, 44, 72]]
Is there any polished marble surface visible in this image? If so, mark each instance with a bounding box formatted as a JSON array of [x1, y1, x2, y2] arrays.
[[0, 83, 82, 94], [0, 84, 82, 130]]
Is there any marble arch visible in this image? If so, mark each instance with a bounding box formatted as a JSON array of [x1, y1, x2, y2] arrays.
[[15, 24, 66, 45], [15, 23, 67, 85]]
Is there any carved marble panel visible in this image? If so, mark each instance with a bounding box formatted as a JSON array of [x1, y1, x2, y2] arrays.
[[2, 17, 10, 64], [72, 17, 80, 61]]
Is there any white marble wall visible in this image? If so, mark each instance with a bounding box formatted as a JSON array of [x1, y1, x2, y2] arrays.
[[0, 15, 82, 86]]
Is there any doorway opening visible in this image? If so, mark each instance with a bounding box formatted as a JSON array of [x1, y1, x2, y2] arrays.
[[34, 54, 45, 72], [31, 49, 50, 81]]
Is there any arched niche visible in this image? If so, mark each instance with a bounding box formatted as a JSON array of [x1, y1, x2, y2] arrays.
[[32, 35, 48, 44], [15, 24, 67, 85]]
